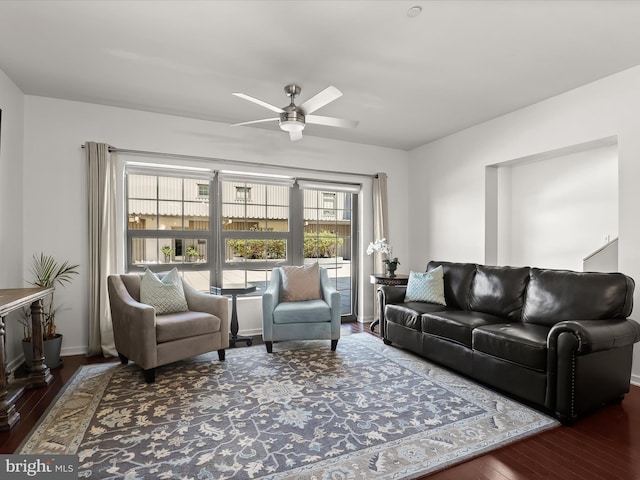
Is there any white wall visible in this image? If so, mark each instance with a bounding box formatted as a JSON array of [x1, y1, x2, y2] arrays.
[[500, 144, 618, 271], [408, 65, 640, 383], [0, 69, 26, 368], [19, 95, 409, 361]]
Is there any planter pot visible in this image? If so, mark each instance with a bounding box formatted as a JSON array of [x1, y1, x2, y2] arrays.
[[22, 334, 64, 370], [385, 264, 398, 277]]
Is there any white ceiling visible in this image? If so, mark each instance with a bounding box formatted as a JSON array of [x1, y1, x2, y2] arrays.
[[1, 1, 640, 151]]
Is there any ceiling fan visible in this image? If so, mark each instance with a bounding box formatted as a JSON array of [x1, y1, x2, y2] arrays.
[[231, 84, 359, 141]]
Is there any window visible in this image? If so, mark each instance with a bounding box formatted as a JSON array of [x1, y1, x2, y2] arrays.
[[235, 186, 252, 202], [221, 179, 290, 288], [126, 167, 359, 320], [302, 185, 356, 317], [197, 183, 209, 198], [322, 192, 336, 217], [126, 172, 212, 289]]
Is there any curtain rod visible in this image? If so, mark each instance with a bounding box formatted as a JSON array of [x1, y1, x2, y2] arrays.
[[81, 144, 379, 179]]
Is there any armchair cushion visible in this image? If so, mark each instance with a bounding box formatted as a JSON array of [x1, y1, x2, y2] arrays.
[[273, 299, 332, 324], [155, 311, 222, 343], [140, 268, 188, 314], [281, 263, 322, 302]]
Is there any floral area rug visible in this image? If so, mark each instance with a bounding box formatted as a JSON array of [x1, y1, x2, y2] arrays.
[[19, 333, 558, 479]]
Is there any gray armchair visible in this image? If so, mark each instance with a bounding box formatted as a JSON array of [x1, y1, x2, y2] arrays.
[[107, 273, 229, 383], [262, 266, 341, 353]]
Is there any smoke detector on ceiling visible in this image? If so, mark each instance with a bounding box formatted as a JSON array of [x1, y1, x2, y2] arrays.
[[407, 6, 422, 18]]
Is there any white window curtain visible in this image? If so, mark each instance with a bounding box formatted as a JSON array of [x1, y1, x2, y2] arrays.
[[86, 142, 118, 357], [372, 173, 389, 274], [372, 173, 389, 323]]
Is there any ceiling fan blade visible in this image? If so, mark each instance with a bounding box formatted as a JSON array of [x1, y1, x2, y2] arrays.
[[230, 118, 279, 127], [306, 114, 359, 129], [289, 130, 303, 141], [232, 92, 284, 113], [300, 86, 342, 114]]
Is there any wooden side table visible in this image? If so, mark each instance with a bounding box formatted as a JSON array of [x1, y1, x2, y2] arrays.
[[369, 274, 409, 333], [0, 287, 54, 430], [211, 284, 257, 347]]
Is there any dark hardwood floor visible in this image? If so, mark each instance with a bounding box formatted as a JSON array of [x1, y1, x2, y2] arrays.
[[2, 322, 639, 479]]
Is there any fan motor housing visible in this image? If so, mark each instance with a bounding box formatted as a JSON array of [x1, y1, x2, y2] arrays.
[[279, 110, 305, 125]]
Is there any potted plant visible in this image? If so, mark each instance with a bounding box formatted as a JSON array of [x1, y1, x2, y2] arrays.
[[186, 245, 199, 262], [367, 238, 400, 277], [161, 245, 173, 263], [21, 253, 79, 369]]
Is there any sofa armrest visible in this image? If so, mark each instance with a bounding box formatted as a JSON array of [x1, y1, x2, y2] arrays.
[[547, 318, 640, 421], [377, 285, 407, 338], [548, 318, 640, 354], [378, 285, 407, 305]]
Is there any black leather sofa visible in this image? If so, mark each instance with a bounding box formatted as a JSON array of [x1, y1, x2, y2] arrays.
[[378, 261, 640, 423]]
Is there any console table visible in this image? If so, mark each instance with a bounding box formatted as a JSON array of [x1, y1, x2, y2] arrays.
[[211, 284, 257, 347], [0, 287, 54, 430], [369, 274, 409, 333]]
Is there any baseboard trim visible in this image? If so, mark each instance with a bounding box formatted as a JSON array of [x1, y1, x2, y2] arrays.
[[61, 346, 89, 357], [630, 374, 640, 387], [239, 328, 263, 337], [7, 355, 25, 375]]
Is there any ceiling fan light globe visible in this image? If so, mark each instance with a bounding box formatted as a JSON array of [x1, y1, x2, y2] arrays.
[[279, 120, 305, 133]]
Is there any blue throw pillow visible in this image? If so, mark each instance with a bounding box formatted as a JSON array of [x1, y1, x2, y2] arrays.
[[404, 266, 446, 305], [140, 268, 189, 314]]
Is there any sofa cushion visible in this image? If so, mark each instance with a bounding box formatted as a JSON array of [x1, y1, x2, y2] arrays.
[[385, 302, 449, 331], [156, 311, 221, 343], [427, 261, 476, 309], [468, 265, 530, 320], [522, 268, 635, 326], [422, 310, 506, 347], [273, 299, 331, 324], [404, 267, 446, 305], [472, 323, 550, 372]]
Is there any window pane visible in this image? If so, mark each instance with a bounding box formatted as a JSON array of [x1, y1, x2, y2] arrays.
[[265, 207, 288, 231], [128, 200, 156, 230], [303, 187, 354, 317], [304, 231, 343, 259], [221, 268, 271, 293], [225, 238, 286, 261], [222, 181, 289, 232], [158, 201, 183, 229], [131, 238, 158, 265], [158, 176, 182, 200], [185, 199, 209, 230], [184, 239, 207, 263], [128, 174, 157, 199], [158, 240, 175, 263], [265, 184, 289, 205], [185, 214, 210, 230], [183, 270, 210, 292], [131, 237, 208, 265]]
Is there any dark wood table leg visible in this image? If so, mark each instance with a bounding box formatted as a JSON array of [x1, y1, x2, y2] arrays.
[[27, 300, 53, 387], [229, 294, 252, 347], [0, 314, 21, 430]]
